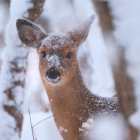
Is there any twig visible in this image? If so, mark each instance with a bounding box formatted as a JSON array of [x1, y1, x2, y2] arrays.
[[28, 108, 35, 140], [33, 115, 53, 128]]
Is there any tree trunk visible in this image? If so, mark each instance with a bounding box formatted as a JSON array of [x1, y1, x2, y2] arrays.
[[0, 0, 45, 139], [92, 1, 138, 140]]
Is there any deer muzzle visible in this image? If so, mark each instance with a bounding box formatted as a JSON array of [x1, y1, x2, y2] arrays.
[[47, 67, 60, 80]]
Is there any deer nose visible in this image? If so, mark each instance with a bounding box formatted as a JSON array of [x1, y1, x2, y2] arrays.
[[47, 67, 60, 79]]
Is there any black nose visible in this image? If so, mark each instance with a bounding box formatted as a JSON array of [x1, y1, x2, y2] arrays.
[[47, 67, 60, 79]]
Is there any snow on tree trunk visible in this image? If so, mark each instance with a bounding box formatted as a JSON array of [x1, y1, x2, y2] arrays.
[[0, 1, 9, 70], [108, 1, 140, 139], [0, 0, 45, 140], [93, 1, 139, 140]]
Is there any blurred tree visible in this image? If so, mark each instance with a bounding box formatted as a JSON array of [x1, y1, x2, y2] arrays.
[[0, 0, 45, 139], [0, 0, 9, 70], [92, 1, 138, 140]]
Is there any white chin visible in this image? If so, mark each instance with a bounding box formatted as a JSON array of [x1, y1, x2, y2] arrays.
[[47, 76, 62, 84]]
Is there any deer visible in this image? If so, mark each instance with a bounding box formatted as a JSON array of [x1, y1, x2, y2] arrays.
[[16, 15, 119, 140]]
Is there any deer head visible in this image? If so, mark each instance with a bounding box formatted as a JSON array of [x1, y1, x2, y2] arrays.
[[16, 16, 94, 88]]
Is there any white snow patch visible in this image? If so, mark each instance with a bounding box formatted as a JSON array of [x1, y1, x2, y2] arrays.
[[0, 109, 19, 140], [88, 115, 127, 140], [5, 0, 33, 47], [24, 49, 50, 112], [80, 118, 94, 132], [129, 111, 140, 132], [46, 54, 60, 67], [10, 0, 33, 18], [0, 3, 9, 33], [59, 126, 68, 133]]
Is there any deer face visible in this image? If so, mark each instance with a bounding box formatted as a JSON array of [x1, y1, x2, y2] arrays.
[[38, 34, 78, 85], [16, 16, 94, 85]]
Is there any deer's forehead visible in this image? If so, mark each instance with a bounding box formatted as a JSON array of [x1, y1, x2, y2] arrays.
[[40, 35, 74, 50]]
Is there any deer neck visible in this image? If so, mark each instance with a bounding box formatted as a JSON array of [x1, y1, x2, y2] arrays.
[[42, 62, 118, 140], [42, 62, 92, 140]]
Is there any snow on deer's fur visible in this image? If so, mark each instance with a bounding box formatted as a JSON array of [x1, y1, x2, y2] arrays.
[[16, 16, 119, 140]]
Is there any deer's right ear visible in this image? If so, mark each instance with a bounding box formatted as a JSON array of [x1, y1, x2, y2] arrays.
[[16, 19, 47, 48], [67, 15, 94, 47]]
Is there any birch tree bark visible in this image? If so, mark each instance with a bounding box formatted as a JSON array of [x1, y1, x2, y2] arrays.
[[0, 0, 45, 139]]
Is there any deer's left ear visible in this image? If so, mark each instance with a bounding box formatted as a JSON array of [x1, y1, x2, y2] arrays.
[[68, 15, 94, 47], [16, 18, 47, 48]]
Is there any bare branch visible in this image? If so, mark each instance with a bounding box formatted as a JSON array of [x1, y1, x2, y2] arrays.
[[28, 108, 36, 140], [33, 115, 53, 128]]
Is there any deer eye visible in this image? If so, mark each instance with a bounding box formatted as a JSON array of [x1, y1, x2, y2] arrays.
[[40, 51, 46, 58], [66, 52, 72, 59]]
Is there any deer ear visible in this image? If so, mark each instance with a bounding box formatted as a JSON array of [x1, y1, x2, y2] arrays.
[[68, 15, 94, 47], [16, 18, 47, 48]]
